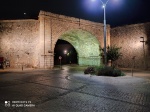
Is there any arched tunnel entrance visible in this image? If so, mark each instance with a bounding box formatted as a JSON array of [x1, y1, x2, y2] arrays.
[[54, 29, 102, 66], [54, 39, 78, 65]]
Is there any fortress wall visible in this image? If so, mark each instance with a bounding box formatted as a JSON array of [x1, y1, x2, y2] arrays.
[[38, 11, 110, 68], [111, 23, 150, 69], [39, 11, 110, 50], [0, 20, 39, 68]]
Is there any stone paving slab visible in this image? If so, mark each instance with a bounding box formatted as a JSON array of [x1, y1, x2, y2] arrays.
[[0, 66, 150, 112], [37, 92, 150, 112]]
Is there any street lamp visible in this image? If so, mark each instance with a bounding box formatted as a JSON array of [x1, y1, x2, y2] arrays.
[[64, 50, 67, 64], [140, 37, 147, 69], [91, 0, 110, 66], [100, 0, 111, 66]]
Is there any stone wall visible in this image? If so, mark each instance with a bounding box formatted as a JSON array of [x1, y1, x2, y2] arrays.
[[38, 11, 110, 68], [1, 11, 149, 69], [111, 23, 150, 69], [0, 10, 110, 68], [0, 20, 39, 68]]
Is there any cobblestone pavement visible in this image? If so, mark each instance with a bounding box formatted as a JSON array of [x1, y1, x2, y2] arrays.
[[0, 66, 150, 112]]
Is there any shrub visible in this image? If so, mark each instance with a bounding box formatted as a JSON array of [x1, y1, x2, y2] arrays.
[[101, 45, 122, 67], [84, 66, 96, 75], [97, 66, 124, 77], [97, 66, 113, 76], [84, 66, 125, 77]]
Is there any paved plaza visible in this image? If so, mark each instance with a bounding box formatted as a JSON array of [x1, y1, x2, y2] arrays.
[[0, 65, 150, 112]]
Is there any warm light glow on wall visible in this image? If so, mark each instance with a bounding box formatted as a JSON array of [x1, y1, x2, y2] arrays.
[[133, 42, 142, 48]]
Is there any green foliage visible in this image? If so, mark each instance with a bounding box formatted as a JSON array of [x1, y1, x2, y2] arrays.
[[97, 66, 125, 77], [84, 66, 96, 75], [84, 66, 125, 77], [106, 45, 122, 62], [101, 45, 122, 64], [84, 45, 124, 77]]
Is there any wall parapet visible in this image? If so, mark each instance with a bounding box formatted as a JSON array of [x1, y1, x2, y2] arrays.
[[112, 22, 150, 30], [0, 19, 38, 23], [39, 10, 105, 28]]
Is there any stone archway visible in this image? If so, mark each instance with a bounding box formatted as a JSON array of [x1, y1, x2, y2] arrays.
[[54, 39, 78, 65], [58, 29, 101, 66], [38, 11, 109, 68]]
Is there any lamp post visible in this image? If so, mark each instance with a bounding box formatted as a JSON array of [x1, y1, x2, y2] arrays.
[[140, 37, 147, 69], [100, 0, 110, 66], [91, 0, 120, 66], [59, 56, 62, 69], [64, 50, 67, 64]]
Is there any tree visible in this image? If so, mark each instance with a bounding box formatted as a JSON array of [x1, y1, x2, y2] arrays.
[[101, 45, 122, 67]]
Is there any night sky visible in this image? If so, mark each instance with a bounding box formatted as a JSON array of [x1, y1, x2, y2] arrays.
[[0, 0, 150, 27]]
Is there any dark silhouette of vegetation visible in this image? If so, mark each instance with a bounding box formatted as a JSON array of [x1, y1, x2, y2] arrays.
[[84, 66, 125, 77], [101, 45, 122, 67], [97, 66, 124, 77], [84, 66, 96, 75], [84, 45, 124, 77]]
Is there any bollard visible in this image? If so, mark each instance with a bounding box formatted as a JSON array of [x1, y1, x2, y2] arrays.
[[131, 56, 136, 77], [22, 65, 23, 71]]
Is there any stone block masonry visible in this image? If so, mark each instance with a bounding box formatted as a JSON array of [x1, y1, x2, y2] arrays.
[[0, 11, 149, 69], [0, 20, 39, 68], [111, 23, 150, 69], [0, 11, 110, 68], [38, 11, 110, 68]]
